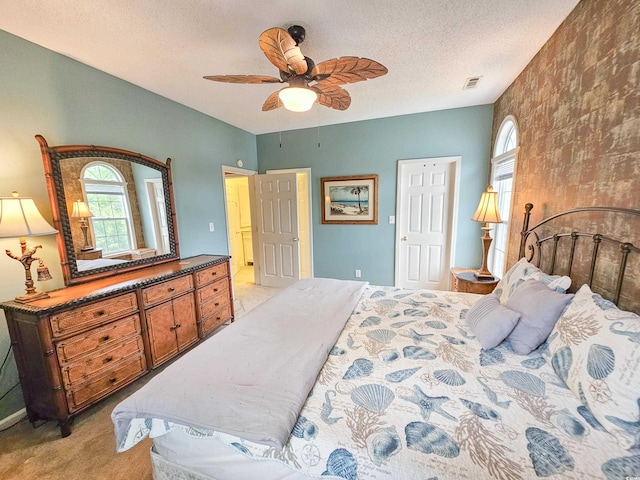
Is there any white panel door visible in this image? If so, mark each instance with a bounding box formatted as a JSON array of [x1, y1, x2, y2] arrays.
[[395, 158, 459, 290], [254, 173, 300, 288]]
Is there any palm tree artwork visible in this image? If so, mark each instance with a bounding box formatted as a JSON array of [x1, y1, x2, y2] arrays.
[[350, 186, 364, 213], [322, 175, 377, 224], [328, 185, 369, 216]]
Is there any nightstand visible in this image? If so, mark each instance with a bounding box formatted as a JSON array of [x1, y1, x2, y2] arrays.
[[450, 267, 499, 294]]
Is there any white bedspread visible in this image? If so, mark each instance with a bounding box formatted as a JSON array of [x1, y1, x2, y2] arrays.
[[112, 277, 367, 450]]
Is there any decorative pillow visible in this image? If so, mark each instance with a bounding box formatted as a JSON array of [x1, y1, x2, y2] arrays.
[[494, 257, 571, 304], [547, 284, 640, 450], [466, 294, 521, 350], [505, 279, 574, 355]]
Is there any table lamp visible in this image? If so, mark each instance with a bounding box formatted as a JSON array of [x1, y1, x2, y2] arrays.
[[471, 185, 502, 280], [0, 192, 58, 302], [71, 200, 94, 251]]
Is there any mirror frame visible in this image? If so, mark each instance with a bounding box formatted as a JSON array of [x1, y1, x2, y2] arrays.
[[37, 135, 180, 286]]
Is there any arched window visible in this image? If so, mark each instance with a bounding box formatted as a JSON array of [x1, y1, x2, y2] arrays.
[[82, 162, 135, 255], [490, 116, 518, 277]]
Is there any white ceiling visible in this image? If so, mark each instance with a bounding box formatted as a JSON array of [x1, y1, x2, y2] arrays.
[[1, 0, 579, 135]]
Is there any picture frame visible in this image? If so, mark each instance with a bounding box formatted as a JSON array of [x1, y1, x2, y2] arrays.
[[321, 174, 379, 224]]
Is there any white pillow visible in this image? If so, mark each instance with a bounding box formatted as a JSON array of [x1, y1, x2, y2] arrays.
[[494, 257, 571, 304], [547, 284, 640, 450]]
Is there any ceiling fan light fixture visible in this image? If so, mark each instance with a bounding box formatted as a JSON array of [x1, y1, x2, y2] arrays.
[[278, 87, 317, 112]]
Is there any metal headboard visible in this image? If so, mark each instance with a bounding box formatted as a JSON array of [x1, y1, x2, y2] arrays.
[[518, 203, 640, 311]]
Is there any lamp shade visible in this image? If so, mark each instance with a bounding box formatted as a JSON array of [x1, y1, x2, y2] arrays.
[[472, 186, 502, 224], [71, 200, 93, 218], [278, 87, 317, 112], [0, 192, 57, 238]]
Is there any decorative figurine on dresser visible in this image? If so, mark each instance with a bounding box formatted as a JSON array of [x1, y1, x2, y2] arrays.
[[0, 136, 234, 437]]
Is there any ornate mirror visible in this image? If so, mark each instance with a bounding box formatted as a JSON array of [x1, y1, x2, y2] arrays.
[[38, 135, 180, 285]]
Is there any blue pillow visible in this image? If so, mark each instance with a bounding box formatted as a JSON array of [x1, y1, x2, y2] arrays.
[[466, 294, 520, 350], [505, 279, 573, 355]]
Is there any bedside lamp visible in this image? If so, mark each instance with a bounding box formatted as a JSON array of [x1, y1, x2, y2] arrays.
[[471, 186, 502, 280], [0, 192, 57, 303], [71, 200, 94, 251]]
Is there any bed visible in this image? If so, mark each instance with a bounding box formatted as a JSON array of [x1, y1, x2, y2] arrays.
[[112, 204, 640, 479]]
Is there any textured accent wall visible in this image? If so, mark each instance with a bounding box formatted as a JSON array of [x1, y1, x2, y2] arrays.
[[492, 0, 640, 310]]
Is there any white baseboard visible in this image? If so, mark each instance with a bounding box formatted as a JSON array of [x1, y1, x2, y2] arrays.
[[0, 408, 26, 430]]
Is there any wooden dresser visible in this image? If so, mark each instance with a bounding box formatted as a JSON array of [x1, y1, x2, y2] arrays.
[[0, 254, 233, 437]]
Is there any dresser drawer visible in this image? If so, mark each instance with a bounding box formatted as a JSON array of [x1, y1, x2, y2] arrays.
[[66, 355, 146, 413], [200, 304, 232, 337], [197, 277, 230, 304], [60, 336, 145, 388], [199, 289, 230, 318], [142, 275, 193, 307], [195, 262, 229, 287], [55, 314, 141, 364], [50, 292, 138, 338]]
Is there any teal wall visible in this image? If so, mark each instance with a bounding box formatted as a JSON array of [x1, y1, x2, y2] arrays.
[[0, 30, 257, 420], [257, 105, 494, 285]]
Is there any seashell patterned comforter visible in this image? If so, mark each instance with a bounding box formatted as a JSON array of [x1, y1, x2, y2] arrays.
[[131, 286, 639, 479]]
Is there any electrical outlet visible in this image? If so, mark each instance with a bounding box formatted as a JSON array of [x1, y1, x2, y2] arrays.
[[389, 215, 395, 224], [355, 269, 361, 278], [209, 222, 215, 232]]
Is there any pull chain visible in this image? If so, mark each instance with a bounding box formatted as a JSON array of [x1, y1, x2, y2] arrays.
[[316, 103, 321, 148]]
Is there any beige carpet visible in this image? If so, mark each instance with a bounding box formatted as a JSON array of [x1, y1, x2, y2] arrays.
[[0, 267, 281, 480]]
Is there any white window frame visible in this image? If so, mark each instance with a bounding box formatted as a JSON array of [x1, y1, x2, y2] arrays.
[[489, 116, 519, 278], [80, 161, 136, 255]]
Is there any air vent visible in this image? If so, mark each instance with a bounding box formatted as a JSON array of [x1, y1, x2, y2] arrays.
[[463, 76, 482, 89]]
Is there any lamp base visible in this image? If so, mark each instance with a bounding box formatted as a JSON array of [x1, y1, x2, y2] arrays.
[[15, 291, 50, 303], [475, 225, 495, 281]]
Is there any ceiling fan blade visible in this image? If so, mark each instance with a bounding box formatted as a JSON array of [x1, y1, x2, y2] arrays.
[[311, 57, 388, 85], [262, 91, 282, 111], [313, 83, 351, 111], [203, 75, 282, 84], [259, 28, 307, 75]]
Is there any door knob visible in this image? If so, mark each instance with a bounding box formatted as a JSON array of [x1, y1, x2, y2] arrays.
[[293, 237, 299, 242], [401, 236, 407, 241]]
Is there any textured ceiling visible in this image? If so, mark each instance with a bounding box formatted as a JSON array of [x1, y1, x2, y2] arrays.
[[1, 0, 579, 134]]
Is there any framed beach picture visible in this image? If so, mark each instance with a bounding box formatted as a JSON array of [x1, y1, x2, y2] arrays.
[[321, 174, 379, 224]]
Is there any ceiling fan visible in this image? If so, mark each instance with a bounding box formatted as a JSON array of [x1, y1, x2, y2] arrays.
[[204, 25, 388, 113]]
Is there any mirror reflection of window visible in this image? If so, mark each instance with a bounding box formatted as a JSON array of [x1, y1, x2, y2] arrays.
[[81, 162, 136, 255]]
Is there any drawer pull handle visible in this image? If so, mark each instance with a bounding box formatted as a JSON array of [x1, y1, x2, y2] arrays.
[[104, 356, 113, 363], [109, 377, 117, 384], [216, 317, 221, 320], [214, 302, 220, 307], [102, 335, 110, 342], [95, 310, 106, 317], [175, 323, 181, 329], [213, 288, 219, 292], [168, 287, 175, 292]]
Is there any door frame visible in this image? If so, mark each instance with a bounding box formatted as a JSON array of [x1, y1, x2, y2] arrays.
[[221, 165, 258, 283], [394, 156, 461, 288]]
